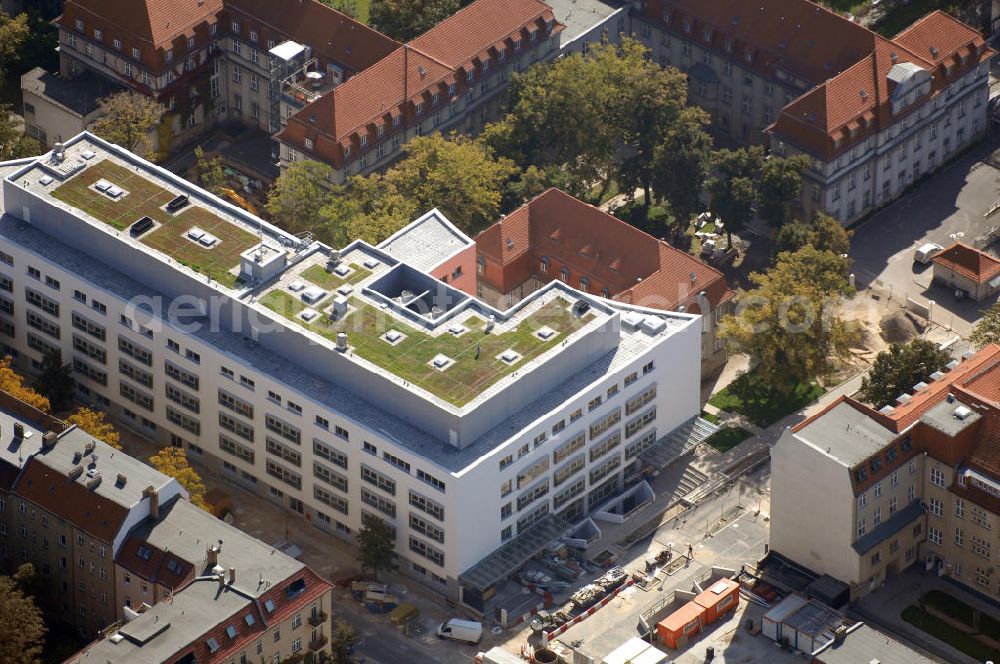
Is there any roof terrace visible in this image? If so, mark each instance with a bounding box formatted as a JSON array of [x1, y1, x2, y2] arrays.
[[6, 133, 300, 291], [256, 245, 596, 406]]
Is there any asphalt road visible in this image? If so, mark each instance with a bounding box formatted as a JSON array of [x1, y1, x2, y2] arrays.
[[849, 140, 1000, 333]]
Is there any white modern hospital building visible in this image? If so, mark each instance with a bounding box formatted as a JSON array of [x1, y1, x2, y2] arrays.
[[0, 133, 703, 608]]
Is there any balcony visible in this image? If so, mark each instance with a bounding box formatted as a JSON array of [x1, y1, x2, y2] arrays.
[[308, 634, 329, 651], [307, 610, 328, 627]]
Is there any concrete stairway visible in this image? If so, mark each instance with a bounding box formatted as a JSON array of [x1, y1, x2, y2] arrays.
[[640, 416, 720, 469]]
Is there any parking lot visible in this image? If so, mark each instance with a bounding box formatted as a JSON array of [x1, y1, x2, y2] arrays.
[[850, 141, 1000, 334]]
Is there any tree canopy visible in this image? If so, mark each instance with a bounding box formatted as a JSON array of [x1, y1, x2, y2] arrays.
[[266, 159, 340, 235], [484, 39, 694, 206], [149, 447, 209, 509], [0, 10, 29, 77], [859, 339, 951, 409], [67, 407, 122, 450], [0, 104, 42, 160], [35, 350, 74, 413], [775, 211, 851, 256], [0, 357, 50, 412], [757, 153, 810, 227], [369, 0, 459, 41], [194, 146, 226, 194], [356, 512, 396, 580], [90, 91, 166, 154], [971, 300, 1000, 349], [0, 567, 46, 664], [718, 246, 856, 392]]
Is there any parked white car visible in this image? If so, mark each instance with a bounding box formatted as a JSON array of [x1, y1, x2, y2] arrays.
[[914, 243, 944, 264]]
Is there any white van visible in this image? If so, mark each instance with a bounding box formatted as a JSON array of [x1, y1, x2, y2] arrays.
[[914, 242, 943, 264], [436, 618, 483, 644]]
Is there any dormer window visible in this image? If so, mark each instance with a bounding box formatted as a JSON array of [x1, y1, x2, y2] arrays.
[[432, 92, 439, 105], [377, 125, 384, 136], [250, 30, 258, 42], [448, 82, 456, 95], [75, 19, 84, 32], [94, 29, 102, 40], [304, 138, 314, 150], [415, 102, 424, 115], [560, 266, 569, 280], [132, 46, 141, 59], [725, 40, 734, 53], [165, 49, 173, 62], [211, 24, 218, 36], [514, 40, 522, 51], [744, 51, 753, 63], [833, 137, 842, 148], [392, 115, 400, 126], [482, 60, 489, 72], [499, 48, 506, 61], [344, 145, 351, 157], [539, 257, 549, 272], [579, 277, 589, 292], [113, 38, 122, 50], [231, 21, 239, 33], [529, 29, 537, 41], [703, 28, 712, 42], [683, 20, 692, 34], [662, 10, 670, 24], [360, 135, 367, 147]]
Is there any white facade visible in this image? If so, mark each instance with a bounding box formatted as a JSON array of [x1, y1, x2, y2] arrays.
[[0, 133, 702, 602]]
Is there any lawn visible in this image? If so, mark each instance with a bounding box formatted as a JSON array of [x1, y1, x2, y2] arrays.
[[922, 590, 976, 627], [704, 426, 752, 453], [902, 606, 1000, 662], [51, 159, 259, 287], [301, 263, 372, 290], [262, 293, 592, 406], [700, 410, 721, 425], [708, 370, 825, 428], [323, 0, 371, 23]]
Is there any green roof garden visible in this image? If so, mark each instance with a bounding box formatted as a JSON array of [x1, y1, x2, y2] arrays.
[[261, 290, 593, 406], [51, 159, 259, 288]]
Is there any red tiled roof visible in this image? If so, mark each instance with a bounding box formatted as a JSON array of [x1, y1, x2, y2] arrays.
[[276, 0, 563, 167], [476, 188, 734, 312], [646, 0, 876, 87], [223, 0, 398, 74], [60, 0, 223, 49], [13, 457, 128, 543], [931, 242, 1000, 285], [117, 534, 193, 589], [409, 0, 557, 68], [768, 8, 993, 160]]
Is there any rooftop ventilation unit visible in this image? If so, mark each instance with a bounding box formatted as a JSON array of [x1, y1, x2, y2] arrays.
[[336, 333, 348, 352], [954, 405, 973, 420], [166, 195, 190, 214], [895, 393, 912, 405]]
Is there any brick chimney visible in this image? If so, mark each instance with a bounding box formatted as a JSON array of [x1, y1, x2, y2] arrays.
[[142, 486, 159, 519]]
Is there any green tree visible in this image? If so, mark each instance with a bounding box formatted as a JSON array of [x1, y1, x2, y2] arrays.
[[90, 91, 166, 154], [776, 211, 851, 255], [757, 154, 810, 227], [0, 356, 50, 412], [356, 512, 396, 580], [329, 618, 359, 664], [613, 44, 695, 209], [67, 407, 122, 450], [0, 570, 46, 664], [709, 147, 764, 246], [194, 146, 226, 194], [971, 301, 1000, 349], [0, 10, 29, 78], [369, 0, 459, 41], [149, 447, 209, 510], [12, 563, 39, 600], [36, 350, 75, 413], [483, 41, 630, 202], [718, 246, 856, 392], [383, 134, 516, 235], [649, 108, 713, 237], [319, 173, 416, 247], [859, 339, 951, 409], [0, 105, 42, 160], [266, 160, 339, 235]]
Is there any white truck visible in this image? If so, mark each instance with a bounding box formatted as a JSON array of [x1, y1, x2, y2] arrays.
[[436, 618, 483, 644]]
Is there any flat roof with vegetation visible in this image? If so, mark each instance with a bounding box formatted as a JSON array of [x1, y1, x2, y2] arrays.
[[261, 273, 593, 405], [50, 159, 259, 287]]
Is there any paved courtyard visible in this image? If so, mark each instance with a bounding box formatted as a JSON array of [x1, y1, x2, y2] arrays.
[[850, 140, 1000, 335]]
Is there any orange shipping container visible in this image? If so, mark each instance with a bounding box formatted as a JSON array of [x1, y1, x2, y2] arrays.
[[693, 578, 740, 625], [657, 600, 706, 649]]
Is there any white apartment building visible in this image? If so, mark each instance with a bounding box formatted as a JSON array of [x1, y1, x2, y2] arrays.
[[0, 132, 703, 609]]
